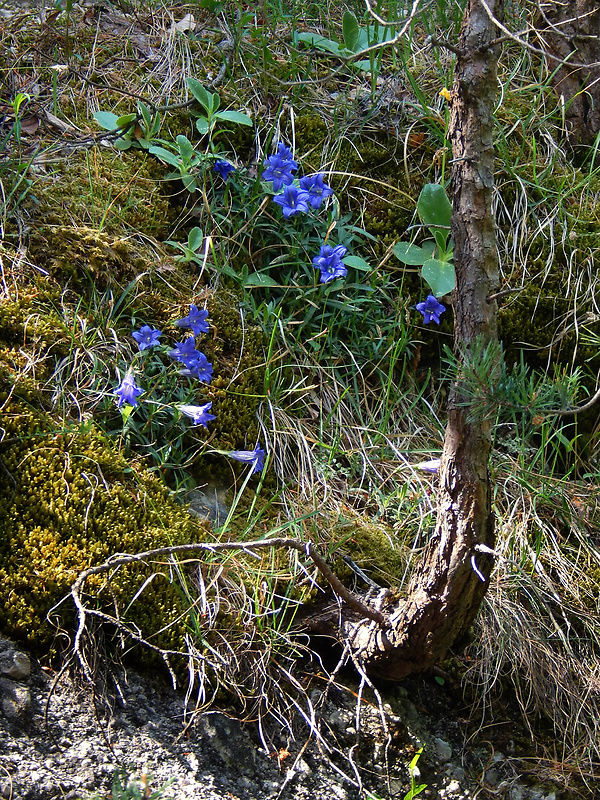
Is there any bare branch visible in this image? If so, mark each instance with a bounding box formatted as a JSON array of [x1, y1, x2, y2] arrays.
[[70, 537, 389, 681], [479, 0, 600, 69], [552, 385, 600, 417]]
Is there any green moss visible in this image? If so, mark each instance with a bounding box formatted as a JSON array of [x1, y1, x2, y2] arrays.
[[0, 398, 209, 651], [333, 518, 406, 588], [31, 147, 174, 238]]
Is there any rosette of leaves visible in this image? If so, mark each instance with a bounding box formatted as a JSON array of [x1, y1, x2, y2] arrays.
[[393, 184, 456, 298], [186, 78, 253, 138], [93, 102, 161, 151], [296, 11, 397, 73]]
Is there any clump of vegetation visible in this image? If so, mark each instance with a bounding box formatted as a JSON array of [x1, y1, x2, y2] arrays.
[[2, 0, 600, 793], [0, 397, 208, 648]]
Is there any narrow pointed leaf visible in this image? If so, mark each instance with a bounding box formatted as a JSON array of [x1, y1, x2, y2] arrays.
[[148, 146, 181, 167], [215, 110, 253, 126], [342, 11, 360, 51], [186, 77, 211, 113]]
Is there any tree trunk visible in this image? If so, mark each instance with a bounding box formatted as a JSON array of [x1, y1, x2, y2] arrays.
[[318, 0, 502, 680], [539, 0, 600, 154]]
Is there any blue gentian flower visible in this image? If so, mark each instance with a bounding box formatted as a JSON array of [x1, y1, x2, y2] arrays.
[[178, 402, 216, 427], [416, 295, 446, 324], [175, 304, 209, 335], [179, 353, 213, 383], [226, 445, 266, 474], [312, 243, 348, 283], [213, 160, 236, 180], [262, 143, 298, 191], [115, 373, 144, 408], [131, 325, 162, 351], [299, 174, 334, 209], [273, 143, 295, 162], [273, 185, 310, 218], [168, 337, 202, 365]]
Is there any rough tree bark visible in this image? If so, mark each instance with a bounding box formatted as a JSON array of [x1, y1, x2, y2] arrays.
[[314, 0, 503, 680], [539, 0, 600, 154]]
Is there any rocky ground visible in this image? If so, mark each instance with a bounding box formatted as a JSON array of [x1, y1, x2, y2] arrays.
[[0, 638, 568, 800]]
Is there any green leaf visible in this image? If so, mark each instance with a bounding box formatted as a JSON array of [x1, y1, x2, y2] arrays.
[[148, 146, 181, 168], [352, 59, 372, 73], [421, 258, 456, 297], [113, 137, 132, 151], [181, 174, 197, 192], [93, 111, 119, 131], [209, 91, 220, 114], [417, 183, 452, 232], [366, 23, 397, 44], [176, 135, 195, 162], [404, 783, 427, 800], [343, 255, 370, 272], [138, 102, 152, 127], [115, 113, 137, 128], [244, 272, 281, 287], [196, 117, 210, 135], [186, 77, 212, 113], [342, 11, 360, 51], [393, 240, 435, 265], [296, 32, 343, 57], [120, 405, 135, 424], [214, 110, 253, 126], [188, 227, 204, 251]]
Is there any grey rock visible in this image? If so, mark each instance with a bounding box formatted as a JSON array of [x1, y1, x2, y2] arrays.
[[485, 767, 499, 786], [434, 736, 453, 763], [0, 678, 31, 718], [195, 711, 257, 775], [187, 484, 229, 524], [0, 639, 31, 680]]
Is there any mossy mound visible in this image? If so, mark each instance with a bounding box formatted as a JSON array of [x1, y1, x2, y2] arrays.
[[31, 148, 174, 238], [201, 290, 264, 451], [28, 225, 150, 291], [332, 517, 407, 588], [0, 398, 209, 651]]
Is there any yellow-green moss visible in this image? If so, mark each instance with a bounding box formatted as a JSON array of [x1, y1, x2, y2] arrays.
[[332, 518, 407, 588], [0, 398, 209, 651], [31, 147, 174, 239]]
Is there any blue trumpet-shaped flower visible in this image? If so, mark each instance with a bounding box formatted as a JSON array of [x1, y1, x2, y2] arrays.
[[262, 143, 298, 191], [178, 402, 216, 427], [179, 353, 213, 383], [115, 373, 143, 408], [312, 243, 348, 283], [213, 160, 235, 180], [175, 305, 209, 335], [226, 445, 266, 474], [131, 325, 162, 351], [273, 185, 310, 218], [416, 295, 446, 325], [168, 337, 202, 366], [299, 174, 334, 209]]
